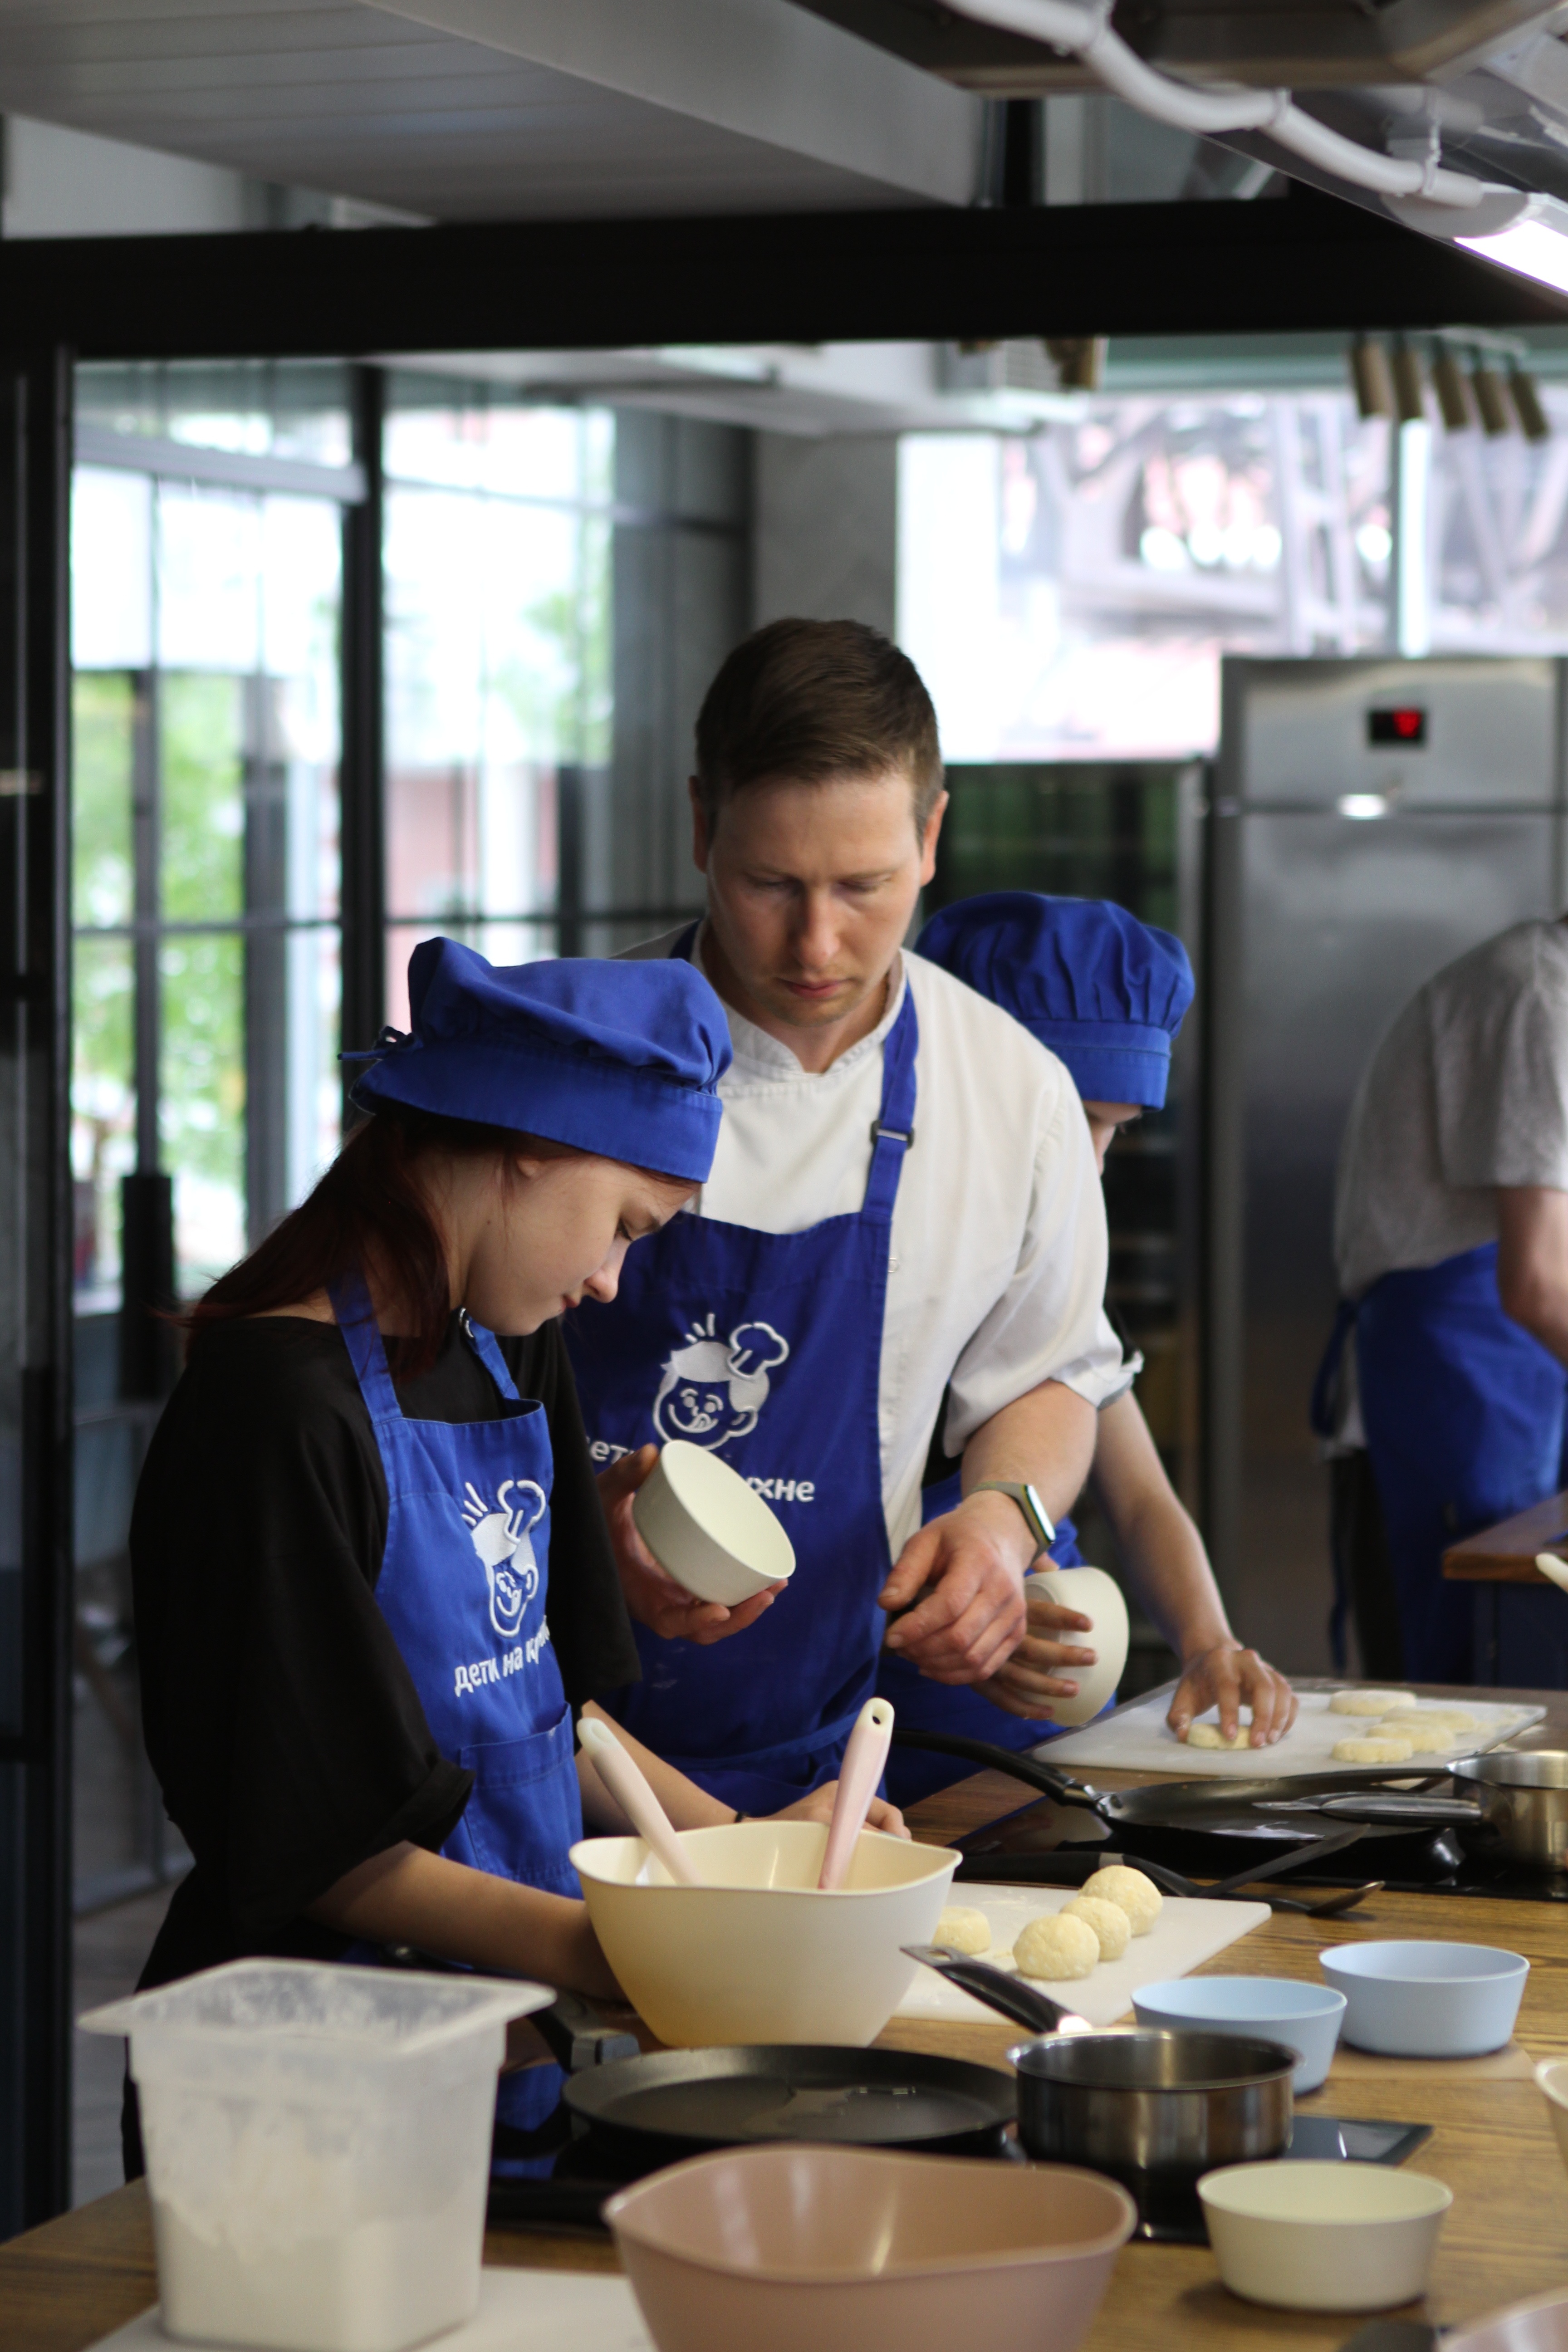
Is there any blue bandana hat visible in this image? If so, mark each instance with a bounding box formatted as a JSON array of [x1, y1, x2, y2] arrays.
[[344, 939, 732, 1183], [916, 891, 1194, 1108]]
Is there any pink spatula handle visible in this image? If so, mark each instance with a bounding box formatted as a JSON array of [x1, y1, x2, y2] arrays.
[[579, 1715, 702, 1886], [818, 1698, 894, 1890]]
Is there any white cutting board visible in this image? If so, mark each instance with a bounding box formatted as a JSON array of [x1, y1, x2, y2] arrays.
[[84, 2270, 652, 2352], [893, 1883, 1270, 2028], [1042, 1686, 1544, 1778]]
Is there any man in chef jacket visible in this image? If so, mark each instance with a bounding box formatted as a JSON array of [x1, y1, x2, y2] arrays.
[[564, 618, 1125, 1814], [1321, 914, 1568, 1686]]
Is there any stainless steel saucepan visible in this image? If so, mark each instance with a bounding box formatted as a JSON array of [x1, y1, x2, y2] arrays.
[[1270, 1748, 1568, 1870], [902, 1947, 1295, 2212]]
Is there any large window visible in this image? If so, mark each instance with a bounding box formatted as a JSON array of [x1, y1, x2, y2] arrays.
[[72, 363, 353, 1301], [382, 376, 614, 1019]]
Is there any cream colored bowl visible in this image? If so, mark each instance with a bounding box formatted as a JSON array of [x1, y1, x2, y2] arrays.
[[607, 2145, 1136, 2352], [1199, 2160, 1451, 2311], [632, 1441, 796, 1605], [570, 1820, 957, 2047], [1026, 1565, 1130, 1726]]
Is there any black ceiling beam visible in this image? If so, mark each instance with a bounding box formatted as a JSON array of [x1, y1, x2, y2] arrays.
[[4, 182, 1561, 362]]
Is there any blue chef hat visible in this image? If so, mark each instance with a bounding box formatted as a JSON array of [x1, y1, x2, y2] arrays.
[[916, 892, 1194, 1108], [344, 938, 732, 1183]]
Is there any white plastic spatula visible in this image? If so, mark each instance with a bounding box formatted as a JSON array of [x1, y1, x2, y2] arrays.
[[578, 1715, 702, 1886], [817, 1697, 895, 1891], [1537, 1552, 1568, 1594]]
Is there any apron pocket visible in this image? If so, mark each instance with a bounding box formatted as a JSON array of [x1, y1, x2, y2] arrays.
[[457, 1708, 581, 1892]]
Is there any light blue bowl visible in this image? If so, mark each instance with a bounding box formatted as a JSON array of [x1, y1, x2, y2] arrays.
[[1131, 1977, 1347, 2093], [1319, 1940, 1529, 2058]]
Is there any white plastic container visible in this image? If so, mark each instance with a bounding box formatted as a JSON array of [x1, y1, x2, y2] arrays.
[[80, 1960, 551, 2352]]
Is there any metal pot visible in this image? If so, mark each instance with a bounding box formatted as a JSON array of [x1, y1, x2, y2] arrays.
[[903, 1948, 1295, 2213], [1450, 1750, 1568, 1867], [1299, 1749, 1568, 1871]]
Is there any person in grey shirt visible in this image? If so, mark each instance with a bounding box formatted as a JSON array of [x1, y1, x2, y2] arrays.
[[1322, 916, 1568, 1682]]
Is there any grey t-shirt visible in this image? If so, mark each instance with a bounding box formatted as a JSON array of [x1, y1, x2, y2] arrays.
[[1335, 918, 1568, 1298]]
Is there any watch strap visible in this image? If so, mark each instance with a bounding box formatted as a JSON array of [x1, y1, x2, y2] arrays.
[[971, 1479, 1055, 1557]]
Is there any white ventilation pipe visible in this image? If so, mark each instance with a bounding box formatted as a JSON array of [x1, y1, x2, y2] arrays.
[[953, 0, 1486, 208]]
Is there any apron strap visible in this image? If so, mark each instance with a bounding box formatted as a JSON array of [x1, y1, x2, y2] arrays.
[[461, 1311, 523, 1403], [863, 988, 919, 1224], [328, 1269, 401, 1419]]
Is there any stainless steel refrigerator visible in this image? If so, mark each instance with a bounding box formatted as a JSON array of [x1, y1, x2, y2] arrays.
[[1206, 655, 1567, 1673]]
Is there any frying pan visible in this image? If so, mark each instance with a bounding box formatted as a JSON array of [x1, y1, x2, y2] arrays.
[[559, 2041, 1017, 2163], [893, 1726, 1449, 1844]]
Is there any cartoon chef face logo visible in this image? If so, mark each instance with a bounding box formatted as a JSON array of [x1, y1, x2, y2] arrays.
[[652, 1317, 790, 1451], [460, 1478, 546, 1639]]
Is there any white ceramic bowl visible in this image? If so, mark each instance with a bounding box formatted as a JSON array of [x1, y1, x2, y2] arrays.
[[1024, 1566, 1129, 1726], [570, 1820, 957, 2047], [1536, 2058, 1568, 2179], [607, 2145, 1136, 2352], [1319, 1940, 1529, 2058], [1131, 1978, 1346, 2094], [632, 1440, 796, 1605], [1199, 2161, 1451, 2311]]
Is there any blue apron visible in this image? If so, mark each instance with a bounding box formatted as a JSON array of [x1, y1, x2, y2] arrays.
[[330, 1272, 583, 2135], [1352, 1243, 1568, 1684], [564, 987, 920, 1815], [878, 1475, 1083, 1807]]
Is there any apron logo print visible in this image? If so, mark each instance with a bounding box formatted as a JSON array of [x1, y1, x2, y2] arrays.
[[461, 1479, 545, 1639], [652, 1315, 789, 1450]]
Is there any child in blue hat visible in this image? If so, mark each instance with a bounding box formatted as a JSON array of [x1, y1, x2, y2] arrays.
[[887, 893, 1295, 1794], [127, 941, 902, 2156]]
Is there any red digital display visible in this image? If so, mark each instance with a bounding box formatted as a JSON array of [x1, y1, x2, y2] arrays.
[[1367, 707, 1427, 747]]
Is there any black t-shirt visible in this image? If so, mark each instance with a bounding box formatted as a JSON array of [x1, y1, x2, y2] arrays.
[[132, 1312, 638, 1991]]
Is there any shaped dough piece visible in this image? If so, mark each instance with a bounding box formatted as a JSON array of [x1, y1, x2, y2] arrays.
[[935, 1905, 992, 1956], [1014, 1911, 1100, 1982], [1332, 1735, 1414, 1764], [1080, 1864, 1162, 1935], [1062, 1894, 1131, 1962], [1186, 1721, 1252, 1750], [1329, 1690, 1416, 1716], [1400, 1708, 1478, 1731]]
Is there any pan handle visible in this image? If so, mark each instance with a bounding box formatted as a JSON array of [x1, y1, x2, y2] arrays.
[[891, 1728, 1098, 1812], [902, 1945, 1092, 2035], [527, 1990, 642, 2073]]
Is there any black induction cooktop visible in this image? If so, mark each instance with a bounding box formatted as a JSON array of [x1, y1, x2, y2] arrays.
[[955, 1792, 1568, 1901]]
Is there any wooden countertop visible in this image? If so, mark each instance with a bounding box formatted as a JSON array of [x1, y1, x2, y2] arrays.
[[13, 1726, 1568, 2352], [1444, 1490, 1568, 1582]]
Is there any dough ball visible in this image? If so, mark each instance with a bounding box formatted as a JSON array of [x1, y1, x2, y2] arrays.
[[1186, 1720, 1253, 1750], [1400, 1730, 1471, 1757], [935, 1905, 992, 1956], [1332, 1735, 1414, 1764], [1329, 1690, 1416, 1716], [1406, 1708, 1478, 1732], [1061, 1894, 1131, 1961], [1081, 1864, 1162, 1935], [1013, 1911, 1100, 1982]]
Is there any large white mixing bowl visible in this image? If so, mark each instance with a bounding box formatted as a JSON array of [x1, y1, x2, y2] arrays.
[[571, 1821, 958, 2048]]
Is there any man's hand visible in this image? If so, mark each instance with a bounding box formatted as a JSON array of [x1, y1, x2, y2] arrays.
[[768, 1783, 909, 1837], [878, 1491, 1036, 1683], [597, 1445, 784, 1646], [1167, 1642, 1297, 1747]]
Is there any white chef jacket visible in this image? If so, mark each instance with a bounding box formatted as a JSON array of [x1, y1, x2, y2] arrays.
[[627, 927, 1123, 1554]]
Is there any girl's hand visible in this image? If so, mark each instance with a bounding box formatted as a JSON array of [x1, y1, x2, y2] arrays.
[[1167, 1642, 1297, 1747], [763, 1784, 910, 1838]]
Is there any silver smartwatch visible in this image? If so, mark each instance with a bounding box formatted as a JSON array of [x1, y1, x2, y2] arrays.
[[970, 1479, 1055, 1559]]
